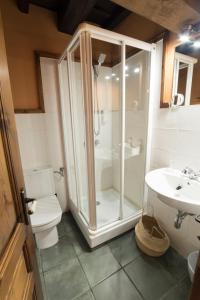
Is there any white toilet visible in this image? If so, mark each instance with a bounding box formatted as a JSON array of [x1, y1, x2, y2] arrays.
[[24, 167, 62, 249]]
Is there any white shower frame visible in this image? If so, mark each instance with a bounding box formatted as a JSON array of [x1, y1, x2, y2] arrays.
[[58, 23, 158, 247]]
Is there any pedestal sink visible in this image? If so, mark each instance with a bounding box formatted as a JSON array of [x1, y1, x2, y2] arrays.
[[145, 168, 200, 215]]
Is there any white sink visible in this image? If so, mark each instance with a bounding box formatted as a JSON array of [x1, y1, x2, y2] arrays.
[[145, 168, 200, 215]]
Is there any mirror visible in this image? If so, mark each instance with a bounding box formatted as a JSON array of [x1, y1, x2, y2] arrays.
[[173, 43, 199, 105], [160, 33, 200, 107]]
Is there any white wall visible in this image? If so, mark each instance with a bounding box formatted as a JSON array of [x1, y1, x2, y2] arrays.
[[148, 40, 200, 257], [15, 57, 68, 212]]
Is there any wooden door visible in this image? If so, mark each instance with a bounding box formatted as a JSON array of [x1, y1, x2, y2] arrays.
[[0, 8, 42, 300]]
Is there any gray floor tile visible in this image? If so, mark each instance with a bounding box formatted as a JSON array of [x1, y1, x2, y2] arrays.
[[108, 230, 141, 266], [157, 248, 188, 282], [44, 257, 90, 300], [93, 269, 143, 300], [79, 245, 121, 287], [160, 276, 192, 300], [40, 273, 48, 300], [124, 255, 176, 300], [62, 213, 78, 233], [41, 236, 76, 272], [57, 220, 67, 238], [73, 290, 95, 300], [66, 229, 90, 256], [36, 249, 43, 273]]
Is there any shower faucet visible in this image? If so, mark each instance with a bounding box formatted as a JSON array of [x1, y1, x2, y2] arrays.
[[95, 139, 100, 146]]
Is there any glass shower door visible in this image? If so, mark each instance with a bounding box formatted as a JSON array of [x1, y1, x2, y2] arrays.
[[91, 38, 122, 228], [123, 46, 151, 218], [58, 60, 78, 207], [68, 41, 90, 222], [90, 37, 153, 228]]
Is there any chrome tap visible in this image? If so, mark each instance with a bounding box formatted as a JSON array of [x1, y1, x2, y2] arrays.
[[181, 167, 200, 180]]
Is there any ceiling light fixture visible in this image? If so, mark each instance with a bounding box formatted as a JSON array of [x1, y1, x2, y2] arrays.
[[134, 67, 140, 73], [112, 73, 116, 77], [179, 23, 200, 43], [105, 76, 110, 80], [179, 34, 190, 42], [193, 41, 200, 48]]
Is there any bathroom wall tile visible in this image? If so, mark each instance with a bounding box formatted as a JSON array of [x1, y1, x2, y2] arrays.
[[152, 128, 179, 152], [153, 109, 178, 130], [29, 114, 46, 132], [175, 105, 200, 131], [150, 148, 171, 169], [55, 177, 68, 211], [15, 114, 32, 133], [148, 190, 199, 257], [16, 131, 35, 169], [175, 130, 200, 159], [150, 64, 200, 255], [31, 130, 49, 167]]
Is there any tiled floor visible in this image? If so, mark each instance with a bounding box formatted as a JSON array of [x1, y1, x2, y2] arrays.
[[37, 213, 192, 300]]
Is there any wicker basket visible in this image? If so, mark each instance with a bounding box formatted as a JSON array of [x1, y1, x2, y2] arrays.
[[135, 215, 170, 257]]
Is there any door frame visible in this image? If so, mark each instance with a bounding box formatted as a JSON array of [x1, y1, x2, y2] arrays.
[[0, 8, 43, 300]]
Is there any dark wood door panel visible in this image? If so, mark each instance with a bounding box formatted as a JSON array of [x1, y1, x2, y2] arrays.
[[0, 224, 34, 300], [0, 7, 42, 300], [0, 130, 16, 255]]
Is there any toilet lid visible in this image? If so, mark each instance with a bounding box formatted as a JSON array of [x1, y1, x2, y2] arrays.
[[30, 195, 62, 227]]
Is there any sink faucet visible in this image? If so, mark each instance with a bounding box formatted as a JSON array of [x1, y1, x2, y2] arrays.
[[181, 167, 200, 180]]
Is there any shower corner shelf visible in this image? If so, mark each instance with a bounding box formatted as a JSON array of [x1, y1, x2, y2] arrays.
[[125, 143, 141, 159]]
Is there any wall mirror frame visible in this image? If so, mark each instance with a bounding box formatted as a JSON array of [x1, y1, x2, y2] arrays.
[[160, 32, 200, 108]]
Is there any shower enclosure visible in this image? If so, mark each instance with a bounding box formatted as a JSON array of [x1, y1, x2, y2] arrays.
[[58, 23, 157, 247]]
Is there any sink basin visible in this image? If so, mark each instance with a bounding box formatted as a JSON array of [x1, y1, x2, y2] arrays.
[[145, 168, 200, 215]]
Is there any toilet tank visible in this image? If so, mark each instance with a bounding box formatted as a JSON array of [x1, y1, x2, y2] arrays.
[[24, 167, 55, 199]]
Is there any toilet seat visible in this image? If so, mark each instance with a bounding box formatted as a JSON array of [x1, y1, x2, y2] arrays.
[[30, 195, 62, 233]]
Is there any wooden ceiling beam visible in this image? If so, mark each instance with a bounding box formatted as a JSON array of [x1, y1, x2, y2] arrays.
[[17, 0, 29, 13], [104, 8, 130, 30], [58, 0, 97, 34], [184, 0, 200, 14], [111, 0, 200, 33]]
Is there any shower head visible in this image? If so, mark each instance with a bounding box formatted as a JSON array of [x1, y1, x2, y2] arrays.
[[93, 53, 106, 78], [98, 53, 106, 65]]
